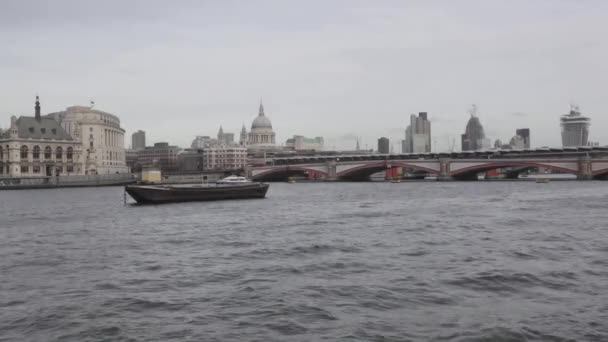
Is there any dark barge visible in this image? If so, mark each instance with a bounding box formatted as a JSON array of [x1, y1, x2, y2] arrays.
[[125, 182, 269, 204]]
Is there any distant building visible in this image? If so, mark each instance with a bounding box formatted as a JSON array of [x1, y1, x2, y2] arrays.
[[132, 130, 146, 150], [377, 137, 390, 154], [203, 145, 247, 170], [0, 96, 83, 176], [217, 126, 235, 145], [248, 101, 276, 148], [177, 148, 204, 172], [191, 135, 211, 149], [285, 135, 324, 151], [126, 149, 138, 171], [136, 142, 181, 172], [239, 125, 248, 146], [516, 128, 530, 149], [509, 134, 526, 149], [461, 105, 490, 151], [403, 112, 431, 153], [561, 105, 590, 147]]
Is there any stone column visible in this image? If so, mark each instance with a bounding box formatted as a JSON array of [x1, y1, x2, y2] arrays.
[[437, 158, 453, 181], [577, 155, 593, 180]]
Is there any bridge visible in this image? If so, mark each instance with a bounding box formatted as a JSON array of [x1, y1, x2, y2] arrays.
[[248, 146, 608, 181]]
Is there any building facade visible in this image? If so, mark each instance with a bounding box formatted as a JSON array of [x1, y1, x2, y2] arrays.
[[377, 137, 390, 154], [248, 101, 276, 147], [132, 130, 146, 150], [515, 128, 530, 149], [191, 135, 211, 149], [285, 135, 324, 151], [0, 97, 83, 177], [47, 105, 128, 174], [461, 106, 490, 151], [561, 105, 590, 147], [203, 145, 248, 170], [403, 112, 431, 153], [135, 142, 181, 172]]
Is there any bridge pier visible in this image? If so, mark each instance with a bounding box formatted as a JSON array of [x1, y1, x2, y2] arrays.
[[437, 159, 453, 181], [577, 156, 593, 180], [326, 161, 338, 181]]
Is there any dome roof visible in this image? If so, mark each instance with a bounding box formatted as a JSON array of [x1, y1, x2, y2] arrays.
[[251, 101, 273, 130], [252, 115, 272, 129]]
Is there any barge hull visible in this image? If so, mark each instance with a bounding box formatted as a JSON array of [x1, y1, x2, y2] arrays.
[[125, 183, 269, 204]]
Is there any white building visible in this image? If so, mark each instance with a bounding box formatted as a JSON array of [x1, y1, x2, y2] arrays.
[[248, 101, 276, 147], [203, 145, 248, 170], [285, 135, 324, 151], [561, 105, 590, 147], [403, 112, 431, 153], [47, 105, 129, 174], [0, 97, 83, 177]]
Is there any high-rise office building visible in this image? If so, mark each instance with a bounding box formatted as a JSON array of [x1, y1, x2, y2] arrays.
[[515, 128, 530, 149], [561, 105, 590, 147], [377, 137, 390, 154], [132, 130, 146, 150], [461, 105, 490, 151], [403, 112, 431, 153]]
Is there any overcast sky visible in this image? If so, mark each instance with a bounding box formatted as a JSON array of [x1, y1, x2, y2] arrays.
[[1, 0, 606, 151]]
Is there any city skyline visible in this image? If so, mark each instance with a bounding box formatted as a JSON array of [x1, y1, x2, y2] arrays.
[[1, 1, 607, 150]]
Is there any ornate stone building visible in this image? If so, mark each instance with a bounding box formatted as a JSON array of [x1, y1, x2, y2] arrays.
[[248, 101, 276, 147], [0, 97, 83, 177], [47, 105, 129, 174]]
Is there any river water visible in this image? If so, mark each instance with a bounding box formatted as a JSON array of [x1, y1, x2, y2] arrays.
[[1, 182, 607, 341]]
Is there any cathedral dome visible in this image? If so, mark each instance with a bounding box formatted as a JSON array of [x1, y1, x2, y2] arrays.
[[251, 102, 272, 130], [252, 115, 272, 129]]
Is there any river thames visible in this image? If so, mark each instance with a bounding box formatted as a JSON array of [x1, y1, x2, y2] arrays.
[[1, 182, 607, 341]]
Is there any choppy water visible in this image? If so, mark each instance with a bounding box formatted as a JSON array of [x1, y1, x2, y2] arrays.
[[1, 182, 608, 341]]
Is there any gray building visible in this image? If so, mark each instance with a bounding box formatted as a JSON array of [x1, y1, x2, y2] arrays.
[[132, 130, 146, 150], [561, 105, 590, 147], [461, 106, 489, 151], [516, 128, 530, 149], [403, 112, 431, 153], [191, 135, 211, 149], [377, 137, 390, 154]]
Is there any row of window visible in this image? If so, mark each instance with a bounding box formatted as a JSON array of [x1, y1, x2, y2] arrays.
[[20, 165, 75, 174], [17, 146, 74, 160]]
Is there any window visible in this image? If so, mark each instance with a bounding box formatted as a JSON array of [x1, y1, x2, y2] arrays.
[[44, 146, 52, 159], [33, 166, 40, 174], [51, 128, 57, 135], [56, 147, 63, 160], [67, 165, 74, 173], [90, 127, 93, 132], [0, 146, 3, 160], [66, 147, 73, 160], [33, 146, 40, 159], [20, 145, 28, 159], [29, 127, 34, 133], [20, 165, 29, 173], [90, 141, 93, 148], [41, 128, 46, 134]]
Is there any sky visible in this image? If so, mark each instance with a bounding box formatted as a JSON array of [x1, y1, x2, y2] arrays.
[[1, 0, 606, 151]]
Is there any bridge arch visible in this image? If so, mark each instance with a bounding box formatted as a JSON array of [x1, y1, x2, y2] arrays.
[[450, 161, 578, 180], [252, 165, 328, 181], [592, 167, 608, 180], [336, 161, 440, 181]]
